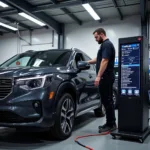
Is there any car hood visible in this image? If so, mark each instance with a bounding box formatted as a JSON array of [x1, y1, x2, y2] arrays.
[[0, 66, 68, 78]]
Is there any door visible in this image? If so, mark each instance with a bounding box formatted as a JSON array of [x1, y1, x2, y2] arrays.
[[83, 54, 100, 102], [72, 53, 89, 105], [72, 53, 100, 113]]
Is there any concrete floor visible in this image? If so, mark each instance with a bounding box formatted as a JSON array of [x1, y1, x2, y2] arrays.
[[0, 110, 150, 150]]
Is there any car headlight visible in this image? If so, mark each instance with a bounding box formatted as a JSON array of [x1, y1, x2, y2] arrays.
[[16, 74, 53, 90]]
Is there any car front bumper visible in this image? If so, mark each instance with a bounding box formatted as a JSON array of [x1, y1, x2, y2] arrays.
[[0, 87, 56, 128]]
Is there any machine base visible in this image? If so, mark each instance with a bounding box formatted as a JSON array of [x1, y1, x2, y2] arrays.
[[110, 127, 150, 143]]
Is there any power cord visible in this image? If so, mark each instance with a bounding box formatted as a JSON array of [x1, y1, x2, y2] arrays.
[[74, 131, 110, 150]]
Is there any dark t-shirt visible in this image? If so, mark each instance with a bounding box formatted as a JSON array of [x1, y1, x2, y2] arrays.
[[96, 39, 115, 79]]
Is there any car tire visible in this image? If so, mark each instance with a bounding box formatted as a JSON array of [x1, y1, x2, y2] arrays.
[[113, 90, 118, 109], [94, 104, 106, 117], [50, 93, 75, 140]]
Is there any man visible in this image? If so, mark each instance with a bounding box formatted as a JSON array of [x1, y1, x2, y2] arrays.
[[88, 28, 116, 133]]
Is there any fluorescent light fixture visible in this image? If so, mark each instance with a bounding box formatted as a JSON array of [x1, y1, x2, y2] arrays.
[[18, 12, 46, 26], [0, 22, 18, 31], [0, 1, 9, 8], [82, 3, 100, 20]]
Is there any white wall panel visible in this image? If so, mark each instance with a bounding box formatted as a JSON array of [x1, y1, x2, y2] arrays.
[[0, 33, 18, 64], [65, 15, 141, 58], [20, 29, 58, 52], [0, 28, 58, 64]]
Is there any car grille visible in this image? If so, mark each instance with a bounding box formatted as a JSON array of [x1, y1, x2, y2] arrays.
[[0, 111, 40, 123], [0, 78, 12, 99]]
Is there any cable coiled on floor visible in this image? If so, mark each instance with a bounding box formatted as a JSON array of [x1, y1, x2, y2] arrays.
[[74, 131, 110, 150]]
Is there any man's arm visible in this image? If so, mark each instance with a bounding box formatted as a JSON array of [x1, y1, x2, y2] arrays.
[[88, 58, 97, 64], [97, 58, 109, 77]]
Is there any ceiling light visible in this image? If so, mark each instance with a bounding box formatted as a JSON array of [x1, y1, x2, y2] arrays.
[[0, 22, 18, 31], [18, 12, 46, 26], [82, 3, 100, 20], [0, 1, 9, 8]]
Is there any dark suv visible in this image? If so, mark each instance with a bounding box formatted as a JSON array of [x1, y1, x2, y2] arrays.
[[0, 48, 107, 140]]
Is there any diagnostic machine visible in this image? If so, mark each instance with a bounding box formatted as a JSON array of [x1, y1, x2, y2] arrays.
[[111, 36, 150, 143]]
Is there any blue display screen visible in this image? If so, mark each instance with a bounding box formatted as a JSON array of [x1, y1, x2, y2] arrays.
[[121, 43, 140, 96]]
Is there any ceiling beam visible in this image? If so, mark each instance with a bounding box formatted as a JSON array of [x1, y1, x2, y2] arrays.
[[0, 2, 139, 19], [112, 0, 123, 20], [2, 16, 32, 30], [0, 0, 106, 16], [2, 0, 61, 33], [33, 0, 103, 13], [61, 8, 82, 25], [0, 9, 18, 17]]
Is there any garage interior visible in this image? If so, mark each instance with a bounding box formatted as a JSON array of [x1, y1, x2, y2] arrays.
[[0, 0, 149, 150]]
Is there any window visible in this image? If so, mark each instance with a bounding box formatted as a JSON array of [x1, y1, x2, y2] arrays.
[[72, 53, 84, 69], [1, 50, 72, 68], [9, 57, 30, 67], [30, 50, 71, 67]]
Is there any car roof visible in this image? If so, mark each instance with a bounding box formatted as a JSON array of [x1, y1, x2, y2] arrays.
[[24, 49, 72, 53], [23, 48, 91, 59], [24, 48, 86, 55]]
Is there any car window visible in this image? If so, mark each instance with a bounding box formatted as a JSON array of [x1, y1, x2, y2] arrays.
[[1, 50, 72, 68], [8, 57, 30, 67], [29, 51, 71, 67], [72, 53, 84, 69]]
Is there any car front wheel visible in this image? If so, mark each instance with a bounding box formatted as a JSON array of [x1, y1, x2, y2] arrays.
[[50, 93, 75, 140]]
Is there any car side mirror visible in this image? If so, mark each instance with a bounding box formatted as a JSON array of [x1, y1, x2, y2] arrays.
[[77, 61, 90, 70]]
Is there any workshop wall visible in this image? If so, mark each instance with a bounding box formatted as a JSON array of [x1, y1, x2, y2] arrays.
[[0, 15, 149, 65], [65, 15, 141, 59], [0, 28, 58, 64], [0, 33, 17, 64]]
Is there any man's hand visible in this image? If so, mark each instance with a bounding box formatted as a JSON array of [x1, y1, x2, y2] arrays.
[[88, 58, 97, 64], [94, 76, 101, 87]]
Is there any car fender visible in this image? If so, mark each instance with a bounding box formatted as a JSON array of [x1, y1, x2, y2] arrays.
[[53, 81, 77, 111]]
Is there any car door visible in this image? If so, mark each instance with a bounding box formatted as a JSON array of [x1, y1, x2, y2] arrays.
[[83, 54, 100, 102], [72, 52, 90, 105]]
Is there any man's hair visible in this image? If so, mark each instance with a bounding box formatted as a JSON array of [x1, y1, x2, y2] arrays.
[[93, 28, 106, 36]]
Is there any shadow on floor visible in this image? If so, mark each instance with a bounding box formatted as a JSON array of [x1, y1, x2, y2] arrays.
[[74, 111, 97, 131], [0, 112, 97, 150]]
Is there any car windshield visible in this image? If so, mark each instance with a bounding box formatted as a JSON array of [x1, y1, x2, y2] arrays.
[[0, 50, 72, 68]]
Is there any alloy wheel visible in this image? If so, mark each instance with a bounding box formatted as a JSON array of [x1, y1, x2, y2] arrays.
[[60, 98, 74, 135]]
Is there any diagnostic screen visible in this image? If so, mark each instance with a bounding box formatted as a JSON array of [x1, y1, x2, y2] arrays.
[[121, 43, 140, 96]]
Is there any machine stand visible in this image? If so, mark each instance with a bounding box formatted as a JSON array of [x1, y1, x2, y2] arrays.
[[111, 36, 150, 143], [111, 127, 150, 143]]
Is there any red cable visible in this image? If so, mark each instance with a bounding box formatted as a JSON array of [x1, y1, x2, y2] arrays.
[[74, 131, 110, 150]]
